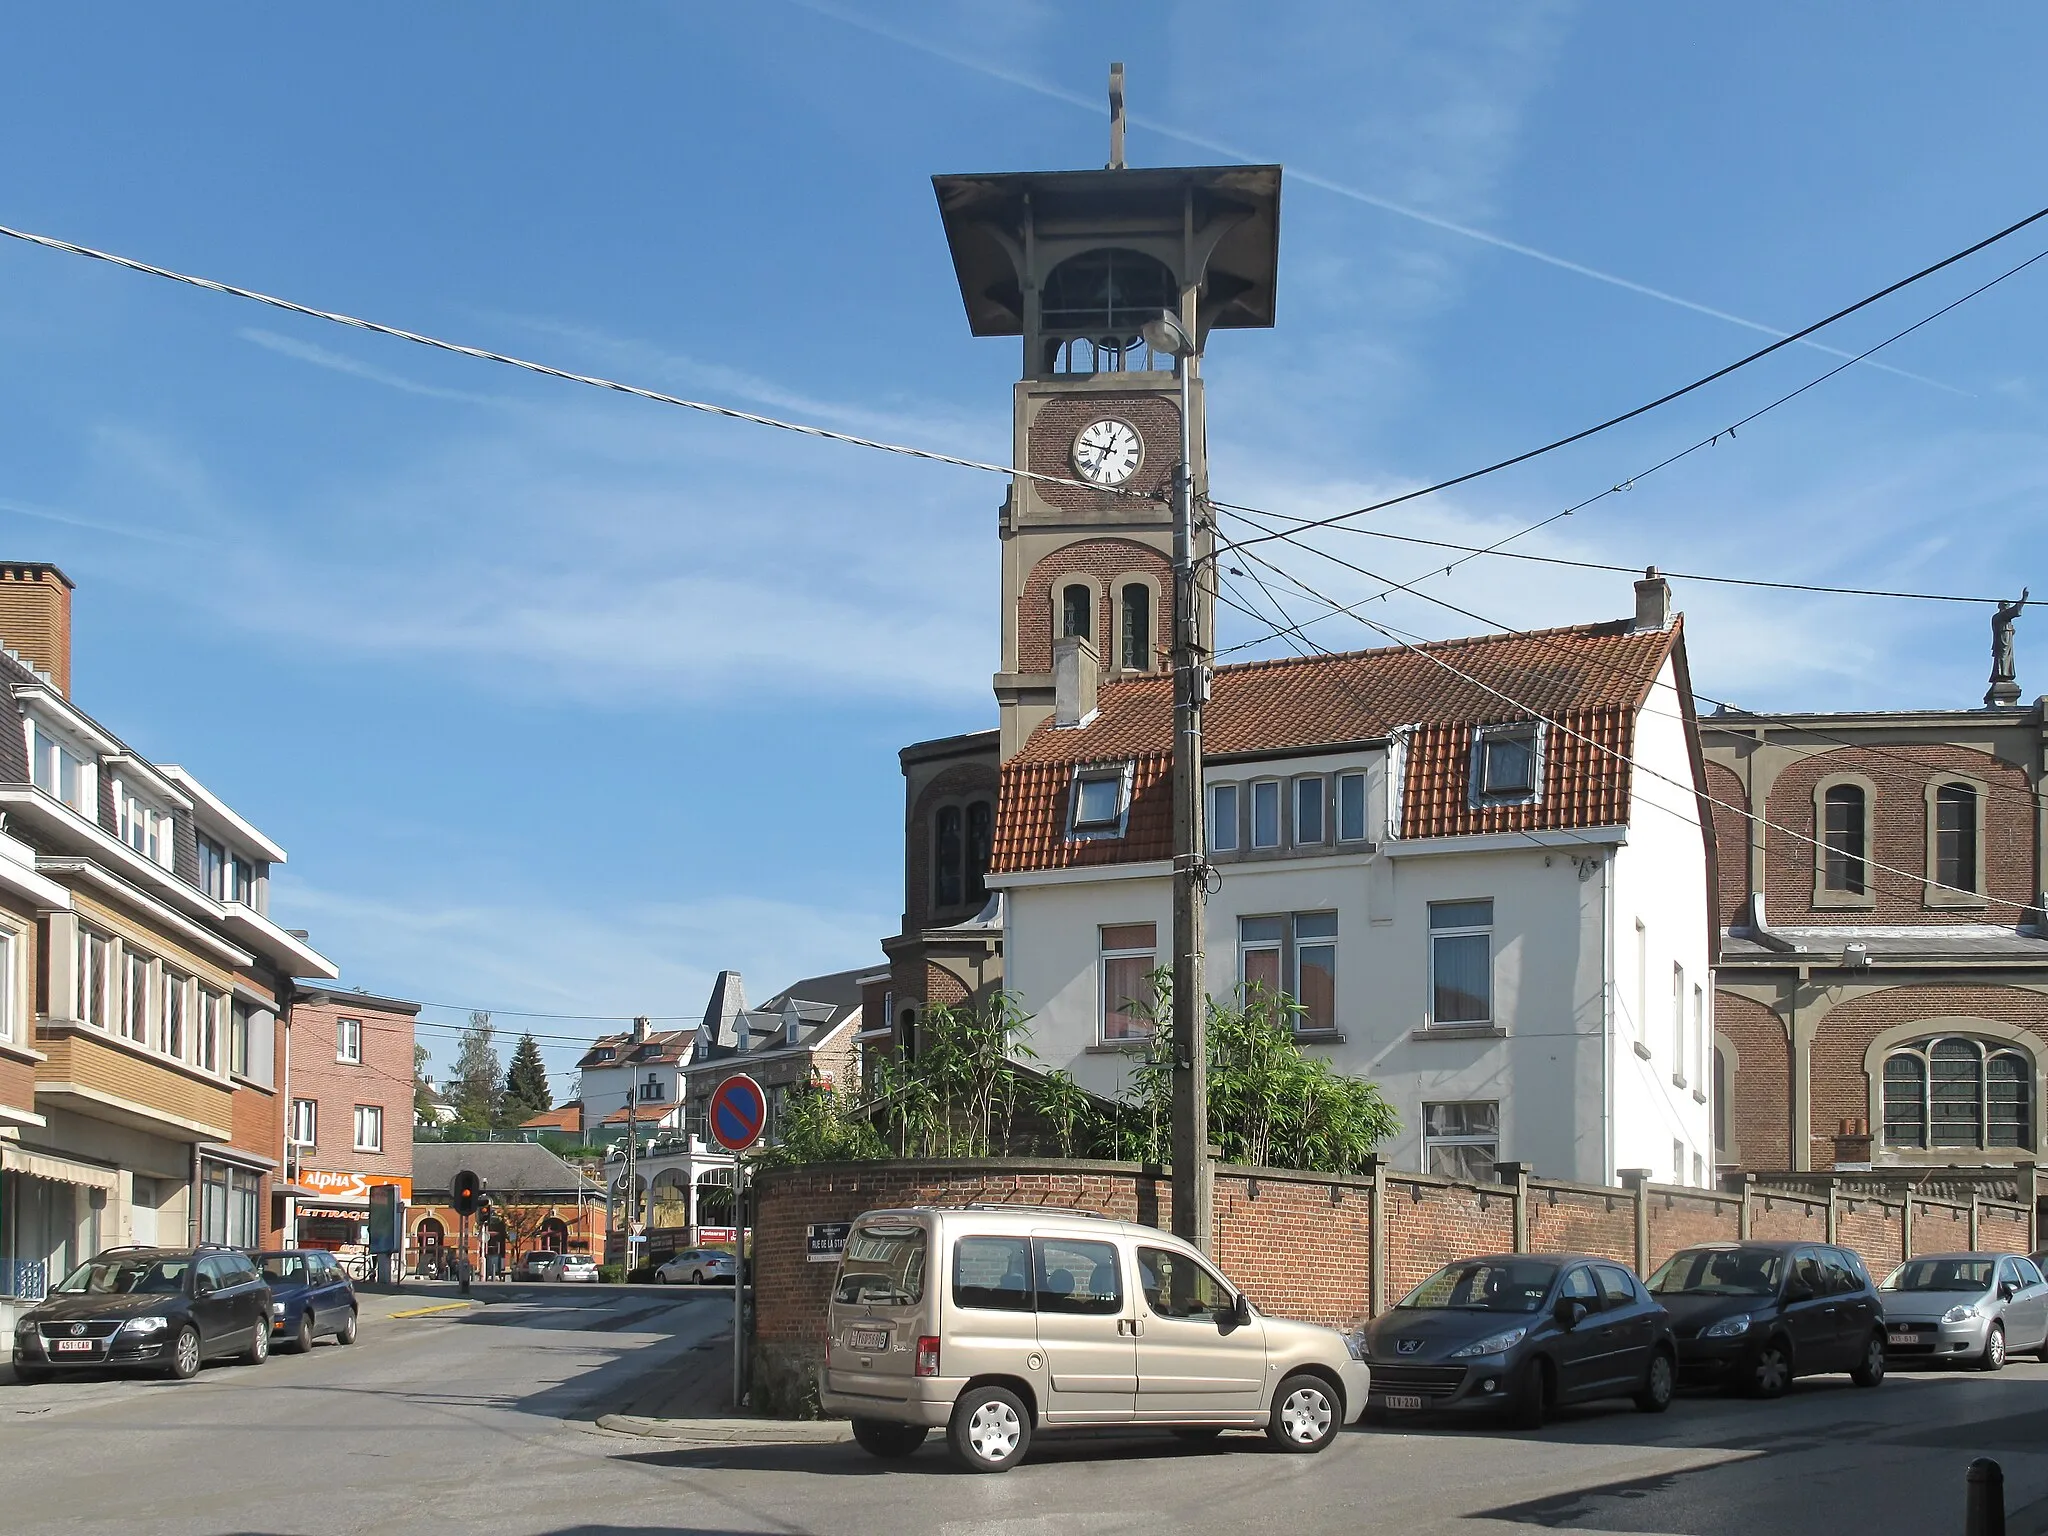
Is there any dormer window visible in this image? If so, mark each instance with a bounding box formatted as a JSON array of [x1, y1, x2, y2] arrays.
[[1470, 723, 1543, 806], [115, 780, 174, 869], [1068, 762, 1133, 840], [198, 835, 256, 905], [785, 1017, 801, 1047], [27, 718, 93, 817]]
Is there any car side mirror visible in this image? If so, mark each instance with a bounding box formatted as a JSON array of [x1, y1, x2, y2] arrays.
[[1999, 1282, 2018, 1302], [1229, 1292, 1253, 1328], [1555, 1297, 1584, 1330], [195, 1275, 215, 1296]]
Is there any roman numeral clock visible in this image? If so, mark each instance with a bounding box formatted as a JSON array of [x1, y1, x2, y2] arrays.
[[931, 158, 1283, 758]]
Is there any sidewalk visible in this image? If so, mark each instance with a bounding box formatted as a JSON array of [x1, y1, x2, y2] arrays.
[[592, 1327, 851, 1446]]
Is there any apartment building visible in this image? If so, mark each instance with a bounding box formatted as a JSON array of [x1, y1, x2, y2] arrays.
[[282, 986, 419, 1251], [575, 1017, 694, 1142], [0, 564, 336, 1325]]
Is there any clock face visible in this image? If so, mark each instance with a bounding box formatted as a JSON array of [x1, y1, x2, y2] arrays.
[[1071, 418, 1143, 487]]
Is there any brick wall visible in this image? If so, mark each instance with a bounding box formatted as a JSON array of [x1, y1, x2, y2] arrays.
[[1763, 743, 2034, 924], [1747, 1190, 1828, 1242], [1381, 1175, 1515, 1300], [1717, 990, 1792, 1170], [904, 761, 1000, 929], [286, 997, 416, 1182], [1211, 1173, 1370, 1329], [1835, 1200, 1904, 1266], [1016, 538, 1173, 674], [1703, 759, 1751, 930], [1027, 395, 1181, 515], [1528, 1183, 1637, 1258], [1647, 1188, 1744, 1270]]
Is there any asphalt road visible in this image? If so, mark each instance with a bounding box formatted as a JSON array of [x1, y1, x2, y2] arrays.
[[5, 1285, 2047, 1536]]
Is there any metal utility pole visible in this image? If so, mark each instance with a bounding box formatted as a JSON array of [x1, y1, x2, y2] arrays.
[[622, 1091, 638, 1270], [1142, 304, 1210, 1253]]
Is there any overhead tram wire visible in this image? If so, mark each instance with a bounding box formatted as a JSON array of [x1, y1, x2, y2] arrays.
[[1216, 238, 2048, 603], [1220, 199, 2048, 555]]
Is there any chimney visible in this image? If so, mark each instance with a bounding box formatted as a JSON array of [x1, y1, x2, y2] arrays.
[[1633, 567, 1672, 633], [632, 1014, 650, 1044], [0, 563, 74, 696], [1052, 633, 1100, 728], [1833, 1116, 1873, 1168]]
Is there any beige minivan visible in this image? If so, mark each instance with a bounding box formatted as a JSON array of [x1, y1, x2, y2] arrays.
[[819, 1204, 1370, 1472]]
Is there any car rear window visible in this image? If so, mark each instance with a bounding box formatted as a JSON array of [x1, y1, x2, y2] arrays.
[[836, 1222, 927, 1306]]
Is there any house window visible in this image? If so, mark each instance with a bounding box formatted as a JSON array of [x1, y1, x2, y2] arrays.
[[1428, 900, 1493, 1026], [1293, 912, 1337, 1033], [1239, 915, 1283, 999], [1337, 771, 1367, 842], [160, 971, 186, 1059], [337, 1017, 362, 1064], [1120, 583, 1150, 670], [1634, 920, 1648, 1045], [1099, 923, 1158, 1040], [229, 1000, 251, 1077], [198, 837, 226, 900], [1061, 583, 1091, 641], [115, 782, 174, 868], [1823, 783, 1868, 894], [1209, 782, 1239, 852], [640, 1073, 665, 1102], [122, 951, 149, 1044], [1294, 777, 1325, 846], [1671, 964, 1686, 1085], [0, 929, 13, 1044], [354, 1105, 383, 1153], [197, 988, 223, 1073], [1692, 984, 1706, 1089], [1068, 766, 1130, 838], [1935, 782, 1979, 893], [290, 1098, 317, 1147], [1674, 1139, 1686, 1184], [1471, 724, 1541, 804], [1250, 780, 1281, 849], [76, 928, 112, 1029], [1422, 1101, 1498, 1180], [230, 855, 255, 907], [27, 719, 93, 816], [1882, 1037, 2032, 1150], [1713, 1046, 1730, 1152], [1693, 1151, 1706, 1187]]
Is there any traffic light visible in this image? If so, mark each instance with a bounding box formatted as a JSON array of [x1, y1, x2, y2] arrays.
[[451, 1168, 485, 1216]]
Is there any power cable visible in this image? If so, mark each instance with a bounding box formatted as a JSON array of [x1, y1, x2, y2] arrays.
[[1221, 199, 2048, 553]]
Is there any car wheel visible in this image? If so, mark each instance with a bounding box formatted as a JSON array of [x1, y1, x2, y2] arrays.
[[1267, 1373, 1340, 1453], [292, 1313, 315, 1354], [242, 1320, 269, 1366], [1634, 1348, 1676, 1413], [851, 1418, 929, 1459], [167, 1325, 202, 1381], [1511, 1356, 1552, 1430], [1980, 1324, 2006, 1373], [692, 1270, 705, 1285], [948, 1384, 1032, 1472], [1749, 1336, 1793, 1398], [337, 1308, 359, 1346], [1851, 1330, 1886, 1387]]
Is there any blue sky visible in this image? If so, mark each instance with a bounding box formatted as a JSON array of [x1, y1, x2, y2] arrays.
[[2, 3, 2044, 1094]]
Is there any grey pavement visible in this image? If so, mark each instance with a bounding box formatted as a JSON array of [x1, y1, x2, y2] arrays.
[[6, 1285, 2048, 1535]]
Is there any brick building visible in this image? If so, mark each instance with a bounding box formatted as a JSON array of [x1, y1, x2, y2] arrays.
[[1703, 687, 2048, 1175], [281, 985, 419, 1252], [684, 968, 867, 1146], [409, 1140, 602, 1278]]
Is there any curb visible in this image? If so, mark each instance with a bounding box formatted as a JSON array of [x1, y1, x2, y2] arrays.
[[594, 1412, 851, 1446]]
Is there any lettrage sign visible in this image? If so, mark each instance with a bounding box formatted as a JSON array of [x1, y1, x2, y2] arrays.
[[806, 1221, 852, 1264]]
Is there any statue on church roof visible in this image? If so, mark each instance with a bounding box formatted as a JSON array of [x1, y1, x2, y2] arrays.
[[1987, 588, 2028, 707]]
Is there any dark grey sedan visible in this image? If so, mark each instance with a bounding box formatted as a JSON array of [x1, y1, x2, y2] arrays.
[[1359, 1253, 1676, 1428]]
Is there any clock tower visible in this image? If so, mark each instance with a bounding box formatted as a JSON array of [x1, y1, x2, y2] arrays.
[[933, 118, 1281, 756]]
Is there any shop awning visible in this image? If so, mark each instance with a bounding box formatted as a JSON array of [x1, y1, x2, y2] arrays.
[[1, 1143, 118, 1190]]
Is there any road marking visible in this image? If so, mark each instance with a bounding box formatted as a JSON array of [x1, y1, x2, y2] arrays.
[[387, 1301, 479, 1318]]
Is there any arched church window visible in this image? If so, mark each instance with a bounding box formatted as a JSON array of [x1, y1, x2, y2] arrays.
[[1822, 783, 1867, 893], [1062, 583, 1092, 641], [1935, 781, 1978, 892], [934, 805, 963, 907], [1881, 1036, 2032, 1151], [966, 801, 994, 905], [1121, 583, 1150, 670], [932, 797, 995, 912]]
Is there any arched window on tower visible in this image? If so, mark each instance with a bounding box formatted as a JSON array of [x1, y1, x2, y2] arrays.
[[1121, 583, 1150, 670], [1822, 783, 1868, 894], [933, 805, 963, 908], [966, 801, 994, 906], [932, 797, 995, 913], [1062, 583, 1092, 642]]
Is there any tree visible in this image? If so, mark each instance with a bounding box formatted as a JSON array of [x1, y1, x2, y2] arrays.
[[503, 1033, 553, 1124], [452, 1011, 502, 1128], [412, 1044, 437, 1127]]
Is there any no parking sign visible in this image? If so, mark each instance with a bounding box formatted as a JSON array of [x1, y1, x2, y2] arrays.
[[708, 1074, 768, 1152]]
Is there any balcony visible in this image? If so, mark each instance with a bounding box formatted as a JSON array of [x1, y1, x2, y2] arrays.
[[35, 1027, 232, 1142]]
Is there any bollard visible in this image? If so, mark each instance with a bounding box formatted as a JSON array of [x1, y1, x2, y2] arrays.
[[1967, 1457, 2005, 1536]]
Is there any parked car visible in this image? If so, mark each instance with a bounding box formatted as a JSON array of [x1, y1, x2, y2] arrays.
[[1358, 1253, 1675, 1428], [1647, 1241, 1886, 1397], [527, 1252, 599, 1282], [1877, 1252, 2048, 1369], [11, 1245, 272, 1382], [254, 1250, 360, 1353], [655, 1249, 736, 1285], [517, 1252, 560, 1281], [821, 1205, 1369, 1472]]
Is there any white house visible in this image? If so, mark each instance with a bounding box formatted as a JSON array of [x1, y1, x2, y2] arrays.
[[575, 1016, 694, 1142], [988, 575, 1718, 1187]]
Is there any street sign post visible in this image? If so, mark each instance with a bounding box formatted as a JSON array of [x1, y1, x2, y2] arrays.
[[707, 1073, 767, 1408]]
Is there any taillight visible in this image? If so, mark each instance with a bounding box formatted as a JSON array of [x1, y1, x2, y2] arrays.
[[915, 1336, 941, 1377]]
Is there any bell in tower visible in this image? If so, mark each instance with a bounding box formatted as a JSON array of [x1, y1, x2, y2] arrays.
[[932, 71, 1282, 756]]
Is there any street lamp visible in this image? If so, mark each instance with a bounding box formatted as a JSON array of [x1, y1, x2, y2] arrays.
[[1140, 305, 1212, 1253]]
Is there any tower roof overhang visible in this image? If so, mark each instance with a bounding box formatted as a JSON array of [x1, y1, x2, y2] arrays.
[[932, 164, 1282, 338]]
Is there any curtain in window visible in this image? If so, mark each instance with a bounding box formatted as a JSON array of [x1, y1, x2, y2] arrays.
[[1936, 783, 1978, 892], [1823, 784, 1867, 893], [1101, 953, 1156, 1039], [1431, 933, 1490, 1024], [1929, 1038, 1984, 1147], [1882, 1052, 1927, 1147], [933, 805, 963, 907]]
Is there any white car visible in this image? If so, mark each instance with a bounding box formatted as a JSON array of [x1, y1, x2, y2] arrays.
[[655, 1249, 737, 1285], [553, 1253, 600, 1282]]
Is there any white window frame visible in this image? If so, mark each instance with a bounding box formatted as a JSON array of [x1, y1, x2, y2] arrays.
[[26, 716, 96, 819], [1067, 761, 1135, 841], [1291, 911, 1338, 1034], [1633, 920, 1648, 1046], [160, 969, 186, 1061], [0, 927, 16, 1044], [1293, 776, 1325, 846], [1426, 899, 1494, 1028], [1671, 963, 1687, 1087], [1208, 782, 1239, 853], [1421, 1100, 1500, 1178], [1098, 923, 1158, 1042], [353, 1103, 383, 1153], [1336, 771, 1368, 843], [197, 988, 223, 1074], [290, 1097, 317, 1147], [337, 1016, 362, 1064], [1469, 722, 1545, 807], [1692, 984, 1706, 1091], [114, 779, 175, 870], [1249, 779, 1282, 849]]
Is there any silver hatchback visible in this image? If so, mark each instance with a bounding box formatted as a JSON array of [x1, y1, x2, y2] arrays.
[[1878, 1252, 2048, 1369]]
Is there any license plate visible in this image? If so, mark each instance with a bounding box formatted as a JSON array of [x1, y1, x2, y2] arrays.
[[845, 1328, 888, 1352], [53, 1339, 95, 1353], [1380, 1393, 1426, 1411], [1888, 1333, 1917, 1346]]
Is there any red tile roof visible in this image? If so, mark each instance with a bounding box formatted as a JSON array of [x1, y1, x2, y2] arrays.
[[990, 619, 1682, 873], [518, 1105, 582, 1133]]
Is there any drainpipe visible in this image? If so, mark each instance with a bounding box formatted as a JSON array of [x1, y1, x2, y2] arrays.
[[1602, 853, 1615, 1182], [280, 1005, 293, 1248]]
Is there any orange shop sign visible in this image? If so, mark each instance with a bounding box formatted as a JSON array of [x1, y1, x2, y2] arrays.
[[299, 1170, 413, 1203]]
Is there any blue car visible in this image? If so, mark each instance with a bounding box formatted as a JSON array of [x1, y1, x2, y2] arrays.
[[254, 1250, 359, 1353]]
